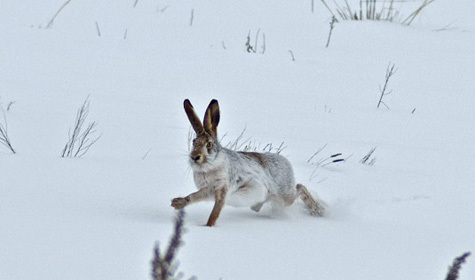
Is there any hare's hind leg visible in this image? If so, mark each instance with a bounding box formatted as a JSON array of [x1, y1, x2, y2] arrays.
[[251, 202, 265, 212], [296, 184, 325, 216]]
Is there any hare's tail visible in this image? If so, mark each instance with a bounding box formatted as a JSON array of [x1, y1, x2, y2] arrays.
[[297, 184, 325, 217]]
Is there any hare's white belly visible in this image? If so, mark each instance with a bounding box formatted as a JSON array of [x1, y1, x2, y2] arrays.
[[225, 183, 268, 207]]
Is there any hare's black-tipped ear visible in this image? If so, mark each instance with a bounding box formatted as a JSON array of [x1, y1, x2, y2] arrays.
[[184, 99, 204, 134], [203, 99, 220, 139]]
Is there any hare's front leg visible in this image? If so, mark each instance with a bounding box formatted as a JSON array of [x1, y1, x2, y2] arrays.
[[171, 187, 212, 209], [206, 187, 227, 227]]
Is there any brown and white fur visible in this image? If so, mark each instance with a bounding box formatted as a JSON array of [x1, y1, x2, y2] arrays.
[[171, 99, 325, 226]]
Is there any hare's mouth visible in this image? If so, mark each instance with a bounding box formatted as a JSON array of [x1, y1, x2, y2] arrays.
[[190, 161, 210, 172]]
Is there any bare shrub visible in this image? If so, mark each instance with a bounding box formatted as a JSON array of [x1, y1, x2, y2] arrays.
[[61, 98, 100, 157]]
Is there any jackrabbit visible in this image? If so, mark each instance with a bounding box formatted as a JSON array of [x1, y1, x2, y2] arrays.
[[171, 99, 325, 226]]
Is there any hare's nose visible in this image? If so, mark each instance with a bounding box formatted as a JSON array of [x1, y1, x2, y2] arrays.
[[191, 155, 201, 162]]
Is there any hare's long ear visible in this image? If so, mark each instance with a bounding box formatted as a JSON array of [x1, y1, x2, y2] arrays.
[[184, 99, 204, 134], [203, 99, 220, 139]]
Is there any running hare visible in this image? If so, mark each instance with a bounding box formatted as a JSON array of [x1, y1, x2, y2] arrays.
[[171, 99, 325, 226]]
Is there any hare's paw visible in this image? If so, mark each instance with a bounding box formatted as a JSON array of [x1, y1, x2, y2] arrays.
[[171, 197, 189, 209], [309, 204, 325, 217]]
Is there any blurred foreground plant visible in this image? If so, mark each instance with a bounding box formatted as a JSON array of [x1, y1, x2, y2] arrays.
[[445, 252, 471, 280], [151, 210, 196, 280]]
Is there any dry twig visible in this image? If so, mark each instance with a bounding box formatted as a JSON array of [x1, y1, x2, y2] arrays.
[[377, 62, 397, 109]]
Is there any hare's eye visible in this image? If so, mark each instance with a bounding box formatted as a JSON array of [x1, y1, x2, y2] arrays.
[[192, 139, 196, 145], [206, 142, 213, 149]]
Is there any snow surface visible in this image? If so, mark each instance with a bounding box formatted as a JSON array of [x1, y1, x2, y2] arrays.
[[1, 1, 474, 279]]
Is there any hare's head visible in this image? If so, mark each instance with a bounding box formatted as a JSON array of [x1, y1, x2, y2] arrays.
[[184, 99, 221, 169]]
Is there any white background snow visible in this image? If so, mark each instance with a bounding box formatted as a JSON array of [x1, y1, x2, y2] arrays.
[[1, 0, 474, 279]]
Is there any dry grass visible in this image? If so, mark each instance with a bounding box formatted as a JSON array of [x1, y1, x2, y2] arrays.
[[0, 108, 15, 154], [221, 127, 286, 154], [61, 98, 101, 158], [321, 0, 435, 25], [46, 0, 73, 28]]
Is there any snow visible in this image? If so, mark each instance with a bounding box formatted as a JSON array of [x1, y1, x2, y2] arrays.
[[1, 0, 474, 279]]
